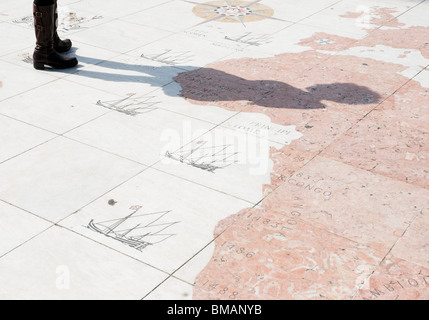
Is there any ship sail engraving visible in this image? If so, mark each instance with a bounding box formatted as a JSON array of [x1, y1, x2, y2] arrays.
[[140, 49, 194, 65], [96, 93, 159, 116], [165, 141, 239, 173], [87, 206, 179, 251]]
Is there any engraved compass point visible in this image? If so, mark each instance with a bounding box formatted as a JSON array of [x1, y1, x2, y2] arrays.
[[190, 0, 280, 25]]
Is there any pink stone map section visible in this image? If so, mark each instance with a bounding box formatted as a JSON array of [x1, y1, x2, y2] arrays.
[[174, 8, 429, 300]]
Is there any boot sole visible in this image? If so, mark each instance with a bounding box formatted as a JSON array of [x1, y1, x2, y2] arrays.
[[34, 59, 78, 70]]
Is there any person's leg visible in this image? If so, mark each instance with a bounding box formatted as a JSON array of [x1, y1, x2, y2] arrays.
[[34, 0, 54, 6], [53, 0, 72, 53], [32, 1, 78, 69], [33, 0, 72, 52]]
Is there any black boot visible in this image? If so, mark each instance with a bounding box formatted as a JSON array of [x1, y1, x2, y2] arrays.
[[53, 0, 72, 53], [33, 3, 78, 70]]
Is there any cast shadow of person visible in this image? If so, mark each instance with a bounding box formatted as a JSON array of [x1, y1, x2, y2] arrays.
[[170, 67, 382, 109], [74, 54, 382, 110]]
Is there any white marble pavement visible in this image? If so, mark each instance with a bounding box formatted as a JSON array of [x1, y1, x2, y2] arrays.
[[0, 0, 428, 300]]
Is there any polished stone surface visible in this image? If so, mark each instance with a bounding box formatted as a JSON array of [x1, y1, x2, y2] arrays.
[[0, 0, 428, 300]]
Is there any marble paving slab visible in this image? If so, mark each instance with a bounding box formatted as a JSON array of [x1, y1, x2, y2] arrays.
[[355, 254, 429, 300], [0, 23, 34, 57], [70, 19, 173, 54], [0, 201, 51, 258], [1, 42, 119, 78], [0, 60, 57, 102], [0, 78, 117, 134], [0, 226, 169, 300], [63, 53, 182, 96], [190, 155, 429, 299], [0, 114, 55, 163], [143, 276, 194, 300], [264, 156, 429, 253], [0, 137, 145, 222], [322, 79, 429, 189], [299, 0, 417, 36], [193, 206, 385, 300], [65, 107, 217, 166], [59, 168, 252, 274]]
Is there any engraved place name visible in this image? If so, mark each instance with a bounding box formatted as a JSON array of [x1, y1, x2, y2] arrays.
[[218, 241, 256, 261], [226, 121, 303, 145], [211, 41, 245, 52], [229, 124, 260, 136], [361, 274, 429, 300], [183, 29, 209, 38], [284, 172, 333, 200], [196, 277, 241, 300], [196, 268, 274, 300], [225, 32, 273, 46], [244, 210, 300, 233], [247, 121, 294, 136]]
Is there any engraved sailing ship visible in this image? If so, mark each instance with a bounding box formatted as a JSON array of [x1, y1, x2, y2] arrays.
[[165, 141, 239, 173], [12, 12, 103, 31], [87, 206, 179, 251], [225, 32, 273, 46], [96, 93, 159, 116], [140, 49, 194, 66]]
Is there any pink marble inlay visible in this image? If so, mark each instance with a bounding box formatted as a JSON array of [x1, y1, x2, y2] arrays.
[[264, 156, 429, 253], [323, 80, 429, 189], [355, 254, 429, 300], [172, 5, 429, 300], [390, 206, 429, 269], [194, 206, 383, 300], [341, 7, 406, 29]]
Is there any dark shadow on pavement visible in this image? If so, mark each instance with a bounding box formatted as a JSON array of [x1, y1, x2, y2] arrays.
[[74, 54, 382, 110]]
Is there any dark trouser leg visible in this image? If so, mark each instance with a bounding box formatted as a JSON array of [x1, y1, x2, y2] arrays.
[[34, 0, 55, 6]]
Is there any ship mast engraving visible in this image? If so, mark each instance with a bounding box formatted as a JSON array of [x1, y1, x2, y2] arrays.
[[96, 94, 159, 116], [87, 206, 179, 251], [165, 141, 239, 173]]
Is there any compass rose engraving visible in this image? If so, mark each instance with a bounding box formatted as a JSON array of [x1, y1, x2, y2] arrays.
[[185, 0, 283, 26]]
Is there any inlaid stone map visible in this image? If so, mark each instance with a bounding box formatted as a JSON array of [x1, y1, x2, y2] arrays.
[[0, 0, 428, 300]]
